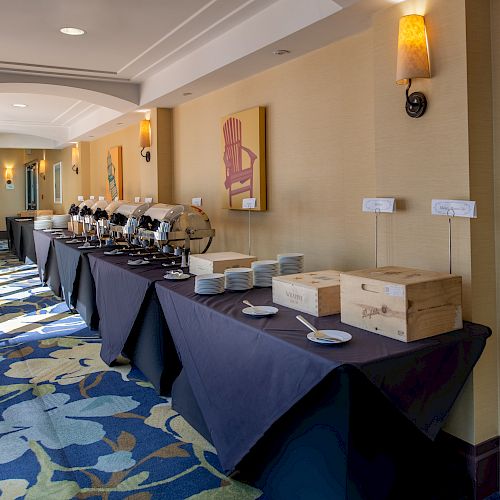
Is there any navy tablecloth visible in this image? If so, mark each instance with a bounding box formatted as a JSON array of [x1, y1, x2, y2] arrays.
[[88, 252, 171, 364], [32, 230, 63, 296], [54, 239, 112, 328], [154, 280, 490, 473], [5, 217, 35, 262]]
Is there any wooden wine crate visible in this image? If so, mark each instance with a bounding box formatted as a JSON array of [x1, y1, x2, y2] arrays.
[[272, 270, 341, 317], [340, 266, 463, 342], [19, 209, 53, 217], [189, 252, 256, 275]]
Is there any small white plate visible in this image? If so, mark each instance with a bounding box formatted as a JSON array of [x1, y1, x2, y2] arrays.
[[164, 273, 190, 280], [306, 330, 352, 345], [242, 306, 279, 317], [66, 240, 82, 245], [128, 259, 149, 266], [104, 250, 124, 256]]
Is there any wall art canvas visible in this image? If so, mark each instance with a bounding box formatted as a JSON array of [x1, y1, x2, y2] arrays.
[[221, 106, 266, 210], [106, 146, 123, 201]]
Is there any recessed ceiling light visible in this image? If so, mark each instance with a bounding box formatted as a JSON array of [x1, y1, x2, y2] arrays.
[[12, 103, 27, 108], [89, 135, 94, 138], [135, 109, 150, 113], [273, 49, 290, 56], [116, 122, 124, 125], [60, 27, 86, 36], [183, 92, 193, 96]]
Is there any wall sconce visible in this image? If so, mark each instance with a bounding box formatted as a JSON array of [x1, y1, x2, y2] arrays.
[[139, 119, 151, 162], [39, 159, 46, 180], [39, 150, 46, 180], [72, 145, 80, 175], [396, 14, 431, 118], [4, 165, 13, 182]]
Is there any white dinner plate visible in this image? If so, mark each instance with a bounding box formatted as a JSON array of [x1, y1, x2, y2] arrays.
[[242, 306, 279, 317], [104, 251, 124, 256], [66, 240, 82, 244], [164, 273, 191, 280], [128, 259, 149, 266], [306, 330, 352, 344]]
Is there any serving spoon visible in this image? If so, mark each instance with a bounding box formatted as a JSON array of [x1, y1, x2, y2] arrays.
[[296, 315, 343, 342]]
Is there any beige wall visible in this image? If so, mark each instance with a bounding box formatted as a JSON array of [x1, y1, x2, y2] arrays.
[[0, 149, 26, 231], [89, 122, 158, 202], [171, 0, 499, 445], [173, 30, 375, 270]]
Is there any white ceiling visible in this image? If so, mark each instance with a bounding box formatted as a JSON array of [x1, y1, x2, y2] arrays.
[[0, 0, 392, 148]]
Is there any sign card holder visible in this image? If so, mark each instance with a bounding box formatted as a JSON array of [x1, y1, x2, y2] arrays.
[[362, 198, 396, 267]]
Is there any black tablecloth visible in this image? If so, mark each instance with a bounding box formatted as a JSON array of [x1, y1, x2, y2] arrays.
[[5, 217, 35, 262], [54, 239, 112, 329], [154, 280, 490, 474], [88, 253, 171, 364], [32, 230, 63, 296], [89, 252, 183, 394]]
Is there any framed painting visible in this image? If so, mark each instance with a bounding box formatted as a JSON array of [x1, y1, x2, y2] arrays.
[[221, 106, 266, 211], [106, 146, 123, 201]]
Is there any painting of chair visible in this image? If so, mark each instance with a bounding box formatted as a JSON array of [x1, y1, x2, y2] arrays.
[[223, 117, 257, 207]]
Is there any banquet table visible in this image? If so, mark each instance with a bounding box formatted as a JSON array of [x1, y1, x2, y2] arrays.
[[32, 230, 64, 297], [153, 279, 490, 499], [88, 252, 182, 394], [5, 217, 36, 263], [53, 238, 115, 329]]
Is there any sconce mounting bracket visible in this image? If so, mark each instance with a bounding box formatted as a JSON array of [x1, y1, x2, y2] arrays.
[[141, 148, 151, 162], [405, 79, 427, 118]]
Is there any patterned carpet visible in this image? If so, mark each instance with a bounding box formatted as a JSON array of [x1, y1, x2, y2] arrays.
[[0, 241, 262, 499]]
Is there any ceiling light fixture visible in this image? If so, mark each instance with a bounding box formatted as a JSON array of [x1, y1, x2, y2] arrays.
[[273, 49, 290, 56], [12, 103, 27, 108], [60, 27, 86, 36], [117, 122, 124, 125], [183, 92, 193, 96]]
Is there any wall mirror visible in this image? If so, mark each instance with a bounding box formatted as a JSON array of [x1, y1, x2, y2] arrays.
[[25, 161, 39, 210], [53, 162, 63, 204]]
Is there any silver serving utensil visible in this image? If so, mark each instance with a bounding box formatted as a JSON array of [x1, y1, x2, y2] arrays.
[[296, 315, 342, 342], [243, 300, 255, 308]]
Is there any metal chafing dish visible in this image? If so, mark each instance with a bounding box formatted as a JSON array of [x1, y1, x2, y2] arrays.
[[91, 200, 109, 211], [78, 199, 94, 209], [105, 199, 127, 214], [109, 202, 151, 239], [138, 203, 215, 253]]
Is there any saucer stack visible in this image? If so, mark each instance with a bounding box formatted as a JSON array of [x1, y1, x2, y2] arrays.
[[224, 268, 254, 291], [277, 253, 304, 275], [52, 214, 71, 228], [195, 274, 225, 295], [252, 260, 279, 287], [34, 216, 53, 230]]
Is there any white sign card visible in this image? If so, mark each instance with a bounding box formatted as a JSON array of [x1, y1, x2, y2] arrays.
[[134, 197, 141, 203], [6, 182, 14, 190], [362, 198, 396, 213], [114, 197, 119, 201], [89, 196, 95, 200], [99, 196, 105, 201], [242, 198, 257, 209], [192, 197, 202, 207], [145, 197, 153, 203], [431, 200, 477, 218], [78, 196, 84, 202]]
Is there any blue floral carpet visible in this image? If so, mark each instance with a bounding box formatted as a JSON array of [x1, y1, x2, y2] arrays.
[[0, 241, 262, 499]]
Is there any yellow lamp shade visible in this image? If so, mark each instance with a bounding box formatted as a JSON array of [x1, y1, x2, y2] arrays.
[[39, 159, 46, 175], [396, 14, 430, 85], [139, 119, 151, 148], [72, 146, 80, 166]]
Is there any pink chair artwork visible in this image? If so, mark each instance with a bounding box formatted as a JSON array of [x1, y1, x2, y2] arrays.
[[223, 117, 257, 207]]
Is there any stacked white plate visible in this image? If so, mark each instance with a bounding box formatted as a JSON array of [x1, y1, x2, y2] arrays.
[[278, 253, 304, 275], [225, 268, 254, 291], [252, 260, 279, 287], [195, 273, 225, 295], [52, 214, 71, 228], [34, 217, 53, 230]]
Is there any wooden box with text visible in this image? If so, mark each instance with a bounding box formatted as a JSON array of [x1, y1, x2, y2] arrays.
[[20, 209, 53, 217], [340, 266, 463, 342], [272, 270, 341, 317], [189, 252, 256, 275]]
